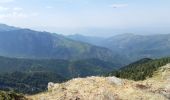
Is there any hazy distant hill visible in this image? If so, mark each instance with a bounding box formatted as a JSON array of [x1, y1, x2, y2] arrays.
[[0, 24, 125, 65], [69, 33, 170, 62], [103, 33, 170, 61], [0, 24, 19, 31], [68, 34, 104, 46]]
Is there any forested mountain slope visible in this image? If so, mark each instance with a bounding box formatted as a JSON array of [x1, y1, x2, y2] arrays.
[[0, 56, 118, 94], [107, 57, 170, 81]]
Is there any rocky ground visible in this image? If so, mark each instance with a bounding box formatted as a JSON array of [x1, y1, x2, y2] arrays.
[[28, 64, 170, 100]]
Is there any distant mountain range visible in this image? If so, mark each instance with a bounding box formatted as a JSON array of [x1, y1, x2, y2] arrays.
[[0, 24, 126, 66], [0, 24, 20, 31], [1, 23, 170, 64], [68, 34, 105, 46], [68, 33, 170, 62], [103, 33, 170, 61]]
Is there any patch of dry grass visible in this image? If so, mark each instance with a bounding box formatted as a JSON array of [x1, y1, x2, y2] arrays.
[[28, 64, 170, 100]]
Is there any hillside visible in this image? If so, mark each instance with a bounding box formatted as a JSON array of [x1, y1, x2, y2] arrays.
[[0, 56, 118, 94], [0, 24, 19, 32], [0, 72, 66, 94], [68, 33, 170, 62], [0, 56, 118, 77], [0, 25, 124, 65], [103, 33, 170, 61], [28, 63, 170, 100], [68, 34, 105, 46], [107, 57, 170, 81]]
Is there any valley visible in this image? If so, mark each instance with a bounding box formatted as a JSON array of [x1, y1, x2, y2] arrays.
[[0, 56, 118, 94], [0, 0, 169, 99]]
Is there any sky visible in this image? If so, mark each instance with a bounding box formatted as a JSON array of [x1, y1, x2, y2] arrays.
[[0, 0, 170, 37]]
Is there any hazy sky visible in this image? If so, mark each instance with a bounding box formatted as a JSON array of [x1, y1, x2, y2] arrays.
[[0, 0, 170, 37]]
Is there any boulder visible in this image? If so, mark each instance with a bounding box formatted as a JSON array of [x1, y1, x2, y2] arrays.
[[107, 76, 122, 85], [47, 82, 55, 91]]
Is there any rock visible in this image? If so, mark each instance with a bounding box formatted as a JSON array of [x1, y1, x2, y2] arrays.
[[47, 82, 55, 91], [107, 76, 122, 85], [48, 83, 62, 93], [163, 85, 170, 99]]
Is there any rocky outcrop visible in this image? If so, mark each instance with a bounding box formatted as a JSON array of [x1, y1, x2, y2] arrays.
[[28, 64, 170, 100]]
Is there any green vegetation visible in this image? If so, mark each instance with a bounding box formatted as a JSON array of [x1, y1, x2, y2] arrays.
[[0, 56, 118, 78], [0, 91, 26, 100], [0, 56, 117, 94], [0, 72, 66, 94], [107, 57, 170, 81]]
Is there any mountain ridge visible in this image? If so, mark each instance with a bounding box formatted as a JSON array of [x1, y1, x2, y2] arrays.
[[0, 24, 125, 65], [68, 33, 170, 62], [0, 24, 20, 31]]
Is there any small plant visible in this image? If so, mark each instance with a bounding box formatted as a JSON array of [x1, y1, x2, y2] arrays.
[[0, 91, 27, 100]]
